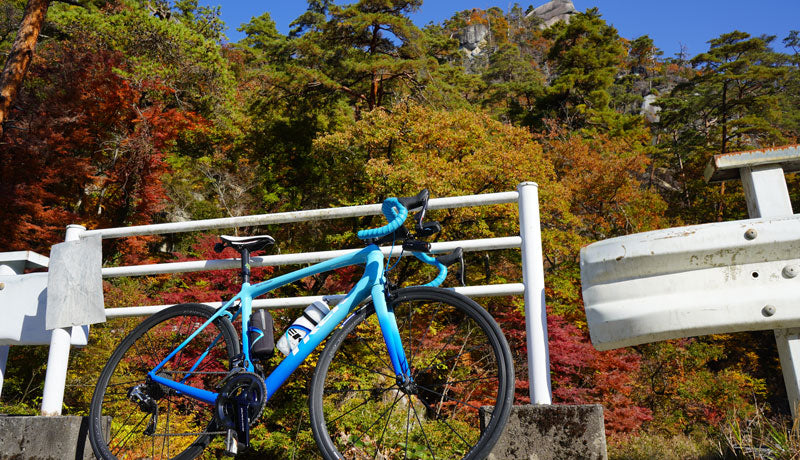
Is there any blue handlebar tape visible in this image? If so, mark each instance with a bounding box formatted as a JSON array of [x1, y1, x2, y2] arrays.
[[413, 252, 447, 287], [357, 198, 409, 240]]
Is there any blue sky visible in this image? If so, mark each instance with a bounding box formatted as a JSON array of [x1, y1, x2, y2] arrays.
[[205, 1, 799, 58]]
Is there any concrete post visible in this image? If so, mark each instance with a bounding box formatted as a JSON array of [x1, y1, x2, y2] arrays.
[[40, 224, 85, 416], [517, 182, 552, 404], [740, 165, 800, 417]]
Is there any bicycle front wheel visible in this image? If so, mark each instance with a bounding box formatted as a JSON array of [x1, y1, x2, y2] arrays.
[[310, 287, 514, 460], [89, 303, 239, 460]]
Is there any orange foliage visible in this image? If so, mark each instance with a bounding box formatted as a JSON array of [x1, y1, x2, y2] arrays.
[[0, 39, 202, 254], [467, 9, 489, 26]]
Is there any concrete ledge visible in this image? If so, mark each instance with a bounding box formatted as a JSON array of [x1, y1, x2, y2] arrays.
[[0, 415, 108, 460], [483, 404, 607, 460]]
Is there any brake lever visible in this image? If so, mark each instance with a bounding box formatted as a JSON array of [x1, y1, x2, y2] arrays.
[[415, 221, 441, 238], [436, 248, 466, 286]]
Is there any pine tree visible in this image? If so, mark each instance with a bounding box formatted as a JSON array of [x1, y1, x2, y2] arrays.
[[656, 31, 793, 222], [537, 8, 626, 131]]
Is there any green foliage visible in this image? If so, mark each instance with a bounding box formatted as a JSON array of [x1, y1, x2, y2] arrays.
[[721, 405, 800, 460], [608, 432, 720, 460], [539, 8, 628, 131], [49, 0, 235, 118], [482, 42, 545, 124], [636, 338, 766, 436], [655, 30, 796, 224]]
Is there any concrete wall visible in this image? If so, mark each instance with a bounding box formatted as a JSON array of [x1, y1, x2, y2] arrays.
[[483, 404, 607, 460], [0, 415, 108, 460]]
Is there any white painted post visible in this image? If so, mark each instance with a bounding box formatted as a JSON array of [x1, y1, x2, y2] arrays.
[[740, 165, 800, 417], [518, 182, 552, 404], [40, 224, 85, 416], [0, 345, 8, 399], [740, 166, 793, 218], [1, 262, 13, 399]]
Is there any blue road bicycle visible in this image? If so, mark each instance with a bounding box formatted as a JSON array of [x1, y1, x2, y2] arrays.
[[89, 190, 514, 460]]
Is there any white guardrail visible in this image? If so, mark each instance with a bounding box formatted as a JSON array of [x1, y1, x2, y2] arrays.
[[39, 183, 551, 415]]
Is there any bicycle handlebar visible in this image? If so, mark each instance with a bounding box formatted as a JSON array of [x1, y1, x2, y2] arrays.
[[356, 198, 409, 240], [413, 252, 448, 287], [357, 192, 458, 287]]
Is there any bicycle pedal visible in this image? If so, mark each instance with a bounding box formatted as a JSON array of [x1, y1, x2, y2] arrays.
[[224, 429, 238, 456]]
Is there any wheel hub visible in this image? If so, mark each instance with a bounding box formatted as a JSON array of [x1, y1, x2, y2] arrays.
[[397, 376, 418, 395]]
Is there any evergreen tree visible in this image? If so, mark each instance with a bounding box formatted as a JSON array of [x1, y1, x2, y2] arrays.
[[285, 0, 428, 114], [482, 42, 544, 125], [656, 31, 792, 221], [780, 30, 800, 139], [537, 8, 627, 131]]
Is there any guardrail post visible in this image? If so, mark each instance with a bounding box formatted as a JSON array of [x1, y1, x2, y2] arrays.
[[704, 146, 800, 417], [40, 224, 84, 416], [741, 165, 800, 417], [517, 182, 552, 404]]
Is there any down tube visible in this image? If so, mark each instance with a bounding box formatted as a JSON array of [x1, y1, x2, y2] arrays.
[[262, 253, 383, 400]]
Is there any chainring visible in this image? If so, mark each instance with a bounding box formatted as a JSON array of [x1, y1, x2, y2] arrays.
[[215, 371, 267, 429]]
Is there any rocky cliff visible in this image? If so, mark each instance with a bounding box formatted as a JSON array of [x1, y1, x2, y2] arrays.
[[527, 0, 577, 28], [457, 0, 577, 68]]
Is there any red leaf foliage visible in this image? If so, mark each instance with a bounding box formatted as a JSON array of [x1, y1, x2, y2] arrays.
[[0, 38, 201, 254], [494, 305, 652, 434], [157, 235, 274, 306]]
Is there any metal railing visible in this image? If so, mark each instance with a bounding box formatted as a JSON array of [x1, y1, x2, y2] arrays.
[[40, 182, 551, 414]]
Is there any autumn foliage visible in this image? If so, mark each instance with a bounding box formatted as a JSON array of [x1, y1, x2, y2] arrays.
[[0, 37, 200, 254], [1, 1, 799, 456]]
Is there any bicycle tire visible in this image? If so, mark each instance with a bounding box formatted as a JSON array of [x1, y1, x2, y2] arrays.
[[309, 287, 514, 460], [89, 303, 240, 460]]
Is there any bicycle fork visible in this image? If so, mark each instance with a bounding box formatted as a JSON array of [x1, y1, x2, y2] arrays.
[[369, 252, 413, 387]]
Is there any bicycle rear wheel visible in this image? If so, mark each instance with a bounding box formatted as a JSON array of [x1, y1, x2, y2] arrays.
[[89, 303, 239, 460], [309, 287, 514, 460]]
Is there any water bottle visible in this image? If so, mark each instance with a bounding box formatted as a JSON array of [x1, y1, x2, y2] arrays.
[[248, 309, 274, 359], [276, 300, 330, 356]]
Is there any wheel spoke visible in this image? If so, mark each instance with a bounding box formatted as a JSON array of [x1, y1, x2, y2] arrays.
[[416, 383, 484, 412], [404, 394, 412, 460], [355, 334, 393, 372], [374, 390, 402, 459], [313, 290, 512, 460], [340, 349, 395, 379], [91, 305, 235, 460], [349, 391, 404, 450], [414, 392, 473, 449], [410, 397, 437, 460], [328, 384, 396, 425], [111, 412, 150, 453]]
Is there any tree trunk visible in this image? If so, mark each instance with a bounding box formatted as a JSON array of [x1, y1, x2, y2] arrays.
[[0, 0, 50, 138]]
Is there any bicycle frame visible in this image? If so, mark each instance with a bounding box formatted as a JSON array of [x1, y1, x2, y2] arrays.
[[147, 244, 412, 405]]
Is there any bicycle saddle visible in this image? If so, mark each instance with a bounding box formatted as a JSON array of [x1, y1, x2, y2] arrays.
[[216, 235, 275, 253]]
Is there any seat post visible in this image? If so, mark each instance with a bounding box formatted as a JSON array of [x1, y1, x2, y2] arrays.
[[240, 248, 251, 284]]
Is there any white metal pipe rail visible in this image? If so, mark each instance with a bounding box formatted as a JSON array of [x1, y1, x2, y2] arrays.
[[81, 192, 520, 239], [100, 237, 522, 277], [40, 185, 551, 415]]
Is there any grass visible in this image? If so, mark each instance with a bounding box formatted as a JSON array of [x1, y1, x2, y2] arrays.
[[610, 404, 800, 460], [608, 432, 721, 460], [720, 405, 800, 460]]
